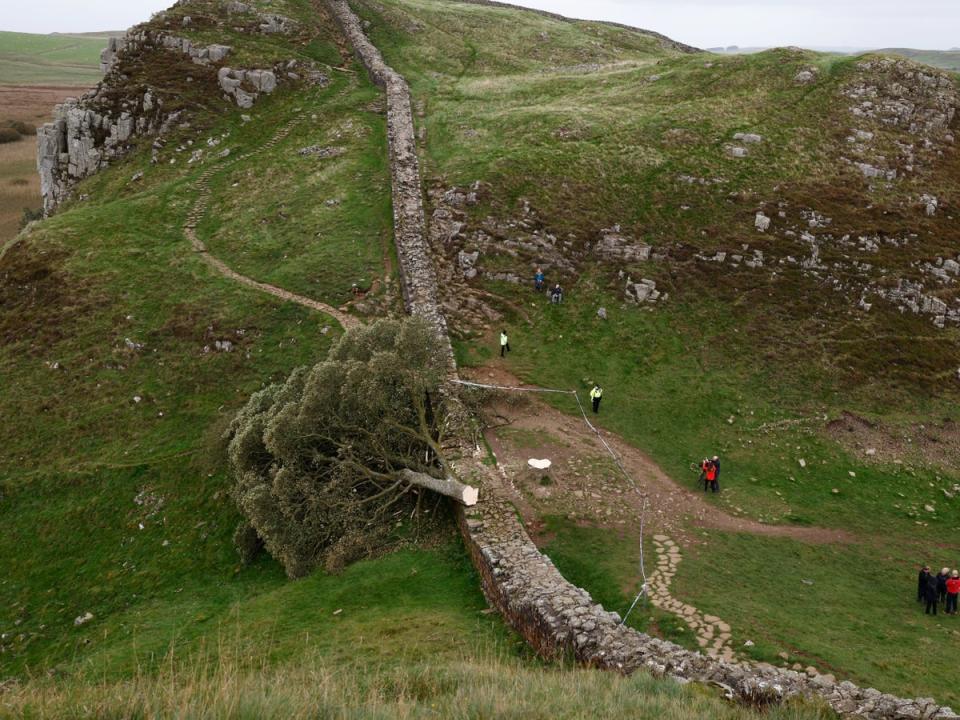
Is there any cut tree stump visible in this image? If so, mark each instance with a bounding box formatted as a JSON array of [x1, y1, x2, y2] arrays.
[[400, 469, 479, 506]]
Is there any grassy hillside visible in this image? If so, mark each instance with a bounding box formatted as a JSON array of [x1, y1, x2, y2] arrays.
[[0, 4, 833, 719], [357, 0, 960, 705], [1, 0, 957, 714], [0, 0, 407, 693], [0, 30, 106, 86]]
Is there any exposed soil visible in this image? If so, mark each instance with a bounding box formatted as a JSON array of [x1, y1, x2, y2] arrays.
[[827, 410, 960, 473], [469, 365, 855, 546]]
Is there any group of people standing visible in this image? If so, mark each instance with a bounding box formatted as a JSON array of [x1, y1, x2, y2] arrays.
[[918, 566, 960, 615], [699, 456, 721, 493]]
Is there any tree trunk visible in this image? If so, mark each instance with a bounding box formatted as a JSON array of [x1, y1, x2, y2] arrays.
[[400, 469, 479, 506]]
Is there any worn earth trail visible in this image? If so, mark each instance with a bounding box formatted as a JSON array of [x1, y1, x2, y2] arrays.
[[469, 364, 854, 659], [183, 108, 360, 329]]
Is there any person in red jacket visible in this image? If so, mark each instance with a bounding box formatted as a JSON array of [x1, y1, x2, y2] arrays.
[[947, 570, 960, 615], [705, 459, 718, 493]]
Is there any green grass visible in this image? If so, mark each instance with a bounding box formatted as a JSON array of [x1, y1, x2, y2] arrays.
[[4, 646, 834, 719], [0, 30, 106, 86], [0, 0, 400, 683], [201, 76, 394, 308], [3, 0, 959, 714], [541, 514, 960, 709], [349, 0, 960, 705]]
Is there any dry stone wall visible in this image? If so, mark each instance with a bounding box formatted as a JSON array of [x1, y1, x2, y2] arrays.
[[324, 0, 453, 366], [328, 1, 959, 716]]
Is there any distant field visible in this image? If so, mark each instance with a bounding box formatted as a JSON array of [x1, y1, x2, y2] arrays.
[[0, 30, 106, 85]]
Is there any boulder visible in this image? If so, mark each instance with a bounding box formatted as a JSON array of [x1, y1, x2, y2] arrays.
[[755, 212, 771, 232], [207, 44, 232, 63]]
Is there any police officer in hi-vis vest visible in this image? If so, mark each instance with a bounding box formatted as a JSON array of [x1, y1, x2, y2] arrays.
[[590, 384, 603, 413]]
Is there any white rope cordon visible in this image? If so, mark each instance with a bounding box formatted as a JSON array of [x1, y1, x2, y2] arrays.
[[453, 376, 651, 623], [451, 379, 577, 395]]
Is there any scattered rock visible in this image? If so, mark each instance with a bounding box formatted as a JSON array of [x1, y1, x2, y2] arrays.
[[297, 145, 345, 158], [755, 212, 771, 232], [74, 612, 94, 626]]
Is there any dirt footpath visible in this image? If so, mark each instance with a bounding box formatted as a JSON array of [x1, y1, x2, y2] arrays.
[[468, 366, 854, 546]]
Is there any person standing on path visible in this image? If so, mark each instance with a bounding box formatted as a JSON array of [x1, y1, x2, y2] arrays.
[[704, 460, 717, 493], [500, 329, 510, 358], [919, 566, 931, 602], [590, 384, 603, 413], [925, 571, 940, 615], [946, 571, 960, 615], [534, 267, 545, 292]]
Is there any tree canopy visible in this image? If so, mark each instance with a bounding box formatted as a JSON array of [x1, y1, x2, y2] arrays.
[[226, 318, 454, 577]]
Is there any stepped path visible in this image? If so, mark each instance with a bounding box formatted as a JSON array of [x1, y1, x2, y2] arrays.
[[182, 109, 359, 330]]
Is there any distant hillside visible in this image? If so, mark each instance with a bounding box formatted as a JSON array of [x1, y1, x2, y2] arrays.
[[878, 48, 960, 72], [0, 30, 105, 85], [708, 44, 960, 72]]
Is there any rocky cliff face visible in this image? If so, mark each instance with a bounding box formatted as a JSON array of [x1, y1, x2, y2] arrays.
[[36, 0, 319, 216]]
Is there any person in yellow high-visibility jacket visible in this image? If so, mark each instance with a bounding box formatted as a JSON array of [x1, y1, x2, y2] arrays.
[[590, 384, 603, 413]]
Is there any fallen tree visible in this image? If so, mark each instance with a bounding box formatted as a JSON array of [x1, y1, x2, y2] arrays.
[[226, 317, 477, 577]]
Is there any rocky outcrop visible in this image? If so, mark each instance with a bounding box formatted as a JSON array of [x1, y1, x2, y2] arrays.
[[217, 67, 278, 108], [37, 16, 322, 214], [841, 58, 958, 180], [224, 1, 300, 34], [325, 0, 453, 365], [100, 29, 232, 73], [37, 91, 159, 214], [39, 26, 240, 215]]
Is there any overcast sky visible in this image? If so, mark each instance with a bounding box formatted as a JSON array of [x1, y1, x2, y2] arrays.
[[4, 0, 957, 50]]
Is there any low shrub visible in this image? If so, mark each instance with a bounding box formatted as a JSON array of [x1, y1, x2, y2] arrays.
[[0, 127, 21, 144], [19, 207, 43, 230], [5, 120, 36, 135]]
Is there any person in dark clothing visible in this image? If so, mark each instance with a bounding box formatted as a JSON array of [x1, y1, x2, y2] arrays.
[[551, 284, 563, 304], [918, 566, 931, 602], [925, 571, 940, 615], [711, 455, 721, 492], [937, 568, 950, 605]]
